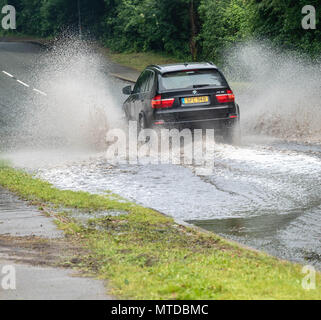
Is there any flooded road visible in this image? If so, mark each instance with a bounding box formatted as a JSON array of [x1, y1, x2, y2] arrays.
[[0, 41, 320, 269], [33, 141, 321, 269]]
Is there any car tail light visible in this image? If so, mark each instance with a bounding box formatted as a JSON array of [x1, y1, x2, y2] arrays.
[[154, 120, 165, 125], [216, 90, 235, 103], [151, 95, 175, 109]]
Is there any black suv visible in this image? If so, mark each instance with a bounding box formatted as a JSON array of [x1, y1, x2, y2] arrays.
[[122, 62, 240, 143]]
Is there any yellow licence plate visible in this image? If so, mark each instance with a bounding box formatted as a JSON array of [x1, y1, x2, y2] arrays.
[[182, 96, 209, 104]]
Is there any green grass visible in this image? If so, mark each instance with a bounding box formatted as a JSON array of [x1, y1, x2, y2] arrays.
[[0, 165, 134, 212], [0, 32, 53, 43], [105, 50, 181, 72], [0, 162, 320, 299]]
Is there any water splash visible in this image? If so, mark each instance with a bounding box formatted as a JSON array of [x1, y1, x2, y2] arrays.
[[226, 42, 321, 143], [22, 36, 125, 151]]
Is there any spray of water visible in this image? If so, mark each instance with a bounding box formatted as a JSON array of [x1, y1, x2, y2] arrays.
[[4, 38, 321, 170], [22, 36, 125, 152], [226, 42, 321, 144]]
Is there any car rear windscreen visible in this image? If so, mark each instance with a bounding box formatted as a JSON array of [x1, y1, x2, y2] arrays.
[[159, 69, 227, 91]]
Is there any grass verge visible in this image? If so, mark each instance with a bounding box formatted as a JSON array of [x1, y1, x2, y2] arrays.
[[0, 32, 53, 45], [0, 162, 320, 299], [105, 50, 181, 72], [104, 49, 250, 92]]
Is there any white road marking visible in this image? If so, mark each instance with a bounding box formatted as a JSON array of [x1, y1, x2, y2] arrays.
[[2, 70, 14, 78], [16, 80, 30, 87], [3, 70, 48, 97], [33, 88, 47, 96]]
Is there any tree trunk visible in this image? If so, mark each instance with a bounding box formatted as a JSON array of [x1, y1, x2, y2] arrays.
[[189, 0, 197, 61]]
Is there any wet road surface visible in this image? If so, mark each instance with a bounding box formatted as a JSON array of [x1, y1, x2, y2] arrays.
[[34, 141, 321, 269], [0, 41, 320, 271]]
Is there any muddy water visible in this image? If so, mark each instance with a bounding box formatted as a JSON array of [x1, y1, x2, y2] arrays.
[[25, 139, 321, 269]]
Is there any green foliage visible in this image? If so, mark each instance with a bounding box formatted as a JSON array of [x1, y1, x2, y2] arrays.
[[4, 0, 105, 37], [102, 0, 193, 59], [251, 0, 321, 58], [198, 0, 255, 61], [2, 0, 321, 60]]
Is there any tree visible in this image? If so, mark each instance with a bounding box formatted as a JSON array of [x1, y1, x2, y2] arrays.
[[198, 0, 254, 61], [251, 0, 321, 57]]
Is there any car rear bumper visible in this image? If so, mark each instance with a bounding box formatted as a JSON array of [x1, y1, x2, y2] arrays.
[[153, 117, 237, 130], [153, 105, 238, 130]]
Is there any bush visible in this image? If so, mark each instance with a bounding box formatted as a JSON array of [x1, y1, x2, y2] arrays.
[[2, 0, 320, 61]]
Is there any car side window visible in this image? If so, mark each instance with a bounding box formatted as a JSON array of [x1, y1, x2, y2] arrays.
[[133, 72, 144, 94], [133, 70, 155, 94], [140, 71, 150, 93], [145, 71, 155, 92], [133, 70, 149, 94]]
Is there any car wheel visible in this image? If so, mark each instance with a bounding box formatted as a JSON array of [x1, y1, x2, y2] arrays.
[[138, 113, 151, 144], [139, 114, 147, 131], [232, 121, 242, 145], [222, 122, 242, 145]]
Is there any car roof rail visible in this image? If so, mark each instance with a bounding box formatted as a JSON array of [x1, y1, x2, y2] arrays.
[[148, 64, 161, 70]]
